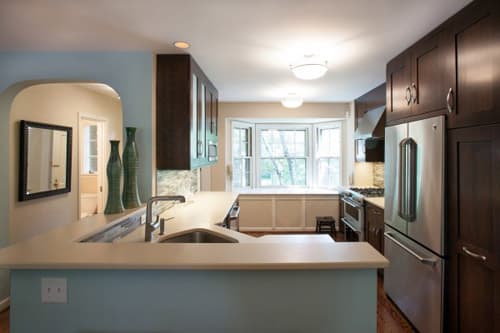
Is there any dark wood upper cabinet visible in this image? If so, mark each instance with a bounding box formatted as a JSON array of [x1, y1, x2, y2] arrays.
[[386, 51, 412, 123], [447, 124, 500, 333], [354, 83, 386, 130], [447, 0, 500, 129], [386, 29, 452, 125], [386, 0, 500, 127], [411, 28, 454, 116], [156, 54, 219, 170]]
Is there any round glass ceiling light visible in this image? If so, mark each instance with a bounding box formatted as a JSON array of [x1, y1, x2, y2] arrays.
[[281, 93, 303, 109], [290, 55, 328, 80], [173, 41, 191, 49]]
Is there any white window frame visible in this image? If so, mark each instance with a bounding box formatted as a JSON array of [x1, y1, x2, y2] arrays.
[[313, 121, 343, 189], [229, 120, 343, 190], [230, 120, 255, 190], [255, 123, 313, 188]]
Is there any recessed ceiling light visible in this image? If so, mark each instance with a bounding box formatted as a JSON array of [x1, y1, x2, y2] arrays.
[[281, 93, 303, 109], [173, 41, 191, 49], [290, 54, 328, 80]]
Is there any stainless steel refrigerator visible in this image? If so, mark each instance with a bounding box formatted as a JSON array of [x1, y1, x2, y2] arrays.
[[384, 115, 445, 333]]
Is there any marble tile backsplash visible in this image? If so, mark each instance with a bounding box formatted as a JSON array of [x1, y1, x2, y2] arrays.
[[156, 170, 200, 197], [373, 162, 385, 188]]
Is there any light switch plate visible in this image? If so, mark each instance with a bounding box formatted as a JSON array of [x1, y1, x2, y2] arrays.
[[41, 278, 67, 304]]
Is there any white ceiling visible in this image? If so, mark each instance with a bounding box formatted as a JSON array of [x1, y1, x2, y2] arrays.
[[0, 0, 471, 102]]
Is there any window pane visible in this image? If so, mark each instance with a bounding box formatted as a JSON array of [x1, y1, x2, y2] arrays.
[[233, 128, 251, 158], [233, 158, 251, 189], [317, 157, 340, 188], [83, 125, 98, 174], [232, 125, 252, 190], [317, 127, 340, 157], [260, 129, 306, 158], [260, 158, 306, 186]]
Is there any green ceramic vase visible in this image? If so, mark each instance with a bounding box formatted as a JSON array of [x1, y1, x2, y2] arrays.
[[122, 127, 141, 208], [104, 140, 125, 214]]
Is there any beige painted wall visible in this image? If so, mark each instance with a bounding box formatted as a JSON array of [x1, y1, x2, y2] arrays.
[[354, 162, 374, 186], [9, 83, 122, 243], [210, 102, 354, 191]]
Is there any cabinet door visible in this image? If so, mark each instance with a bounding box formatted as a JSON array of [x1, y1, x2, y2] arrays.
[[190, 73, 199, 162], [197, 81, 206, 160], [447, 124, 500, 333], [212, 91, 218, 136], [365, 204, 384, 254], [447, 0, 500, 128], [365, 206, 377, 249], [205, 85, 212, 136], [411, 28, 453, 115], [386, 52, 412, 123]]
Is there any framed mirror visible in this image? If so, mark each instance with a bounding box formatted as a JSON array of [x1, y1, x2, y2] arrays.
[[19, 120, 72, 201]]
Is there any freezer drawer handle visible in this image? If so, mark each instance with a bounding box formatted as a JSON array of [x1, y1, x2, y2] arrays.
[[462, 246, 487, 262], [384, 232, 437, 265]]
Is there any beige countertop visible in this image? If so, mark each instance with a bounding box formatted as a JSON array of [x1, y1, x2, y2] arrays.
[[364, 197, 385, 209], [0, 191, 388, 270], [237, 188, 339, 195]]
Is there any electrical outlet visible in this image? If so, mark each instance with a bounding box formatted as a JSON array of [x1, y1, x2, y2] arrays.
[[41, 278, 67, 304]]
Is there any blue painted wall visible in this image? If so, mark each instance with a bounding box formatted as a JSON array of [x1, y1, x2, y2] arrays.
[[11, 269, 377, 333], [0, 52, 154, 301]]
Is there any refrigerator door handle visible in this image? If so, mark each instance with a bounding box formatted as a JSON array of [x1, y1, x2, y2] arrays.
[[398, 139, 407, 220], [398, 138, 417, 221], [384, 232, 436, 265], [406, 138, 417, 222]]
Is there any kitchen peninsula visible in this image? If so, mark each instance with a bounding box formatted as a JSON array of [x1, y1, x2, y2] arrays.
[[0, 192, 387, 333]]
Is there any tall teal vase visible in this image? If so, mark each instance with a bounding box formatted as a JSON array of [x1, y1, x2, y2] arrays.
[[122, 127, 141, 208], [104, 140, 125, 214]]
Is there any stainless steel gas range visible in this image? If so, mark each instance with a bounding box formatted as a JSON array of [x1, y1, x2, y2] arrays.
[[340, 187, 384, 241]]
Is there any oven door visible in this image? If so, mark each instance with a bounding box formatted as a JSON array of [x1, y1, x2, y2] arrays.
[[341, 197, 364, 240], [342, 217, 361, 242]]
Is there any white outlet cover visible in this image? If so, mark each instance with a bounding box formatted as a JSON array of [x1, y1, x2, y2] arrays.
[[41, 278, 67, 304]]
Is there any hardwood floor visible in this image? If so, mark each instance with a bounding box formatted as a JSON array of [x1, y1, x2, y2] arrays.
[[0, 232, 414, 333], [0, 310, 8, 333]]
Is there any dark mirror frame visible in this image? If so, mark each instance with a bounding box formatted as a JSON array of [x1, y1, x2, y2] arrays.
[[19, 120, 73, 201]]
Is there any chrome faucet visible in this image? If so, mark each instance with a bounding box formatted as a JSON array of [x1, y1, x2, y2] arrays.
[[145, 195, 186, 242]]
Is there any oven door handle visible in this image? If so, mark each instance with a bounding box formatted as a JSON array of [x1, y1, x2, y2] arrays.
[[341, 197, 363, 209], [341, 217, 358, 232], [384, 232, 436, 265]]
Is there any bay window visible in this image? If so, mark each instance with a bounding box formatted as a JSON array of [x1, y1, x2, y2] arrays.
[[231, 120, 342, 190]]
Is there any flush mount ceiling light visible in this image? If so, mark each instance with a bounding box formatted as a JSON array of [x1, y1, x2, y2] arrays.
[[173, 41, 191, 49], [290, 54, 328, 80], [281, 93, 303, 109]]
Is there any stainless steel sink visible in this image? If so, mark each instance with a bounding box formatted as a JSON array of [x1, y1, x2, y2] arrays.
[[158, 229, 238, 243]]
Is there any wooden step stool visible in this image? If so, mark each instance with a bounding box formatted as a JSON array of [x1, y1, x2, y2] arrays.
[[316, 216, 336, 235]]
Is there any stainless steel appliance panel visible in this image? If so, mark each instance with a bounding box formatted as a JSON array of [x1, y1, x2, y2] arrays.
[[384, 123, 408, 234], [341, 197, 364, 240], [407, 116, 445, 255], [384, 226, 443, 333]]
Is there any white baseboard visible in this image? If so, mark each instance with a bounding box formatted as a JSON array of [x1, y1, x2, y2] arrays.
[[0, 297, 9, 312]]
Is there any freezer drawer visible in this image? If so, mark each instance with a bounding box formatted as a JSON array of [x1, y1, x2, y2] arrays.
[[384, 226, 444, 333]]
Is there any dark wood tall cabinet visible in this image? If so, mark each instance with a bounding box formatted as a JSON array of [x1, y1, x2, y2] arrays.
[[447, 124, 500, 333], [156, 54, 219, 170]]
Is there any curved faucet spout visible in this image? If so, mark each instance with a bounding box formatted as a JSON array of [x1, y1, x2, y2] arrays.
[[145, 195, 186, 242]]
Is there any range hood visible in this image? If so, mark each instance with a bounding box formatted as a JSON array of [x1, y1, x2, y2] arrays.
[[354, 105, 385, 139]]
